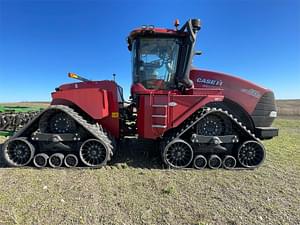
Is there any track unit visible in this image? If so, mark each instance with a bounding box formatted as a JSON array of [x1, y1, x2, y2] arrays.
[[2, 105, 114, 168]]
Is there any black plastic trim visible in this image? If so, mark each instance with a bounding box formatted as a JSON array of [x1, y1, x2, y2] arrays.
[[255, 127, 279, 140], [251, 91, 277, 127]]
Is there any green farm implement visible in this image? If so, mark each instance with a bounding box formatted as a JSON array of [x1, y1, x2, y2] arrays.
[[0, 105, 43, 134]]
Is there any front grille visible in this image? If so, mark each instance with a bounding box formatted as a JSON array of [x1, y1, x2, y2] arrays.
[[251, 91, 276, 127]]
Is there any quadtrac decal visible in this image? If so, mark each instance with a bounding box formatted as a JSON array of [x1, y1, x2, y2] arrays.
[[240, 88, 262, 98], [196, 77, 223, 86]]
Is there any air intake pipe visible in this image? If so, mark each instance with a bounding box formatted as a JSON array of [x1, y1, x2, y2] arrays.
[[176, 19, 201, 89]]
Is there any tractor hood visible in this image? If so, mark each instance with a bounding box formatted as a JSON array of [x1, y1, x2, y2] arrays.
[[190, 69, 274, 114]]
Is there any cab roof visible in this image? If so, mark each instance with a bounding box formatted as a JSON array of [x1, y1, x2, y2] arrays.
[[129, 26, 186, 40]]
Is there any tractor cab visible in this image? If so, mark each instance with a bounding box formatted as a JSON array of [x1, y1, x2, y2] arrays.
[[128, 19, 201, 95], [131, 37, 179, 90]]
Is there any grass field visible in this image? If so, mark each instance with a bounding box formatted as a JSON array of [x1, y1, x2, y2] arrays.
[[0, 117, 299, 225], [0, 102, 49, 108], [277, 99, 300, 117]]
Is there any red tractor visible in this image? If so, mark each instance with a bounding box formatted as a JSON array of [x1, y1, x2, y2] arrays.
[[2, 19, 278, 169]]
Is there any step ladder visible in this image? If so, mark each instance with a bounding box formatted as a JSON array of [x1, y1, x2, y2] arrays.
[[151, 104, 168, 128]]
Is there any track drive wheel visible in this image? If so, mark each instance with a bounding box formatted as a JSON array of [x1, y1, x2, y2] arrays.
[[237, 141, 265, 168], [196, 113, 232, 136], [162, 139, 193, 169], [39, 110, 76, 134], [79, 139, 110, 168], [3, 138, 35, 166]]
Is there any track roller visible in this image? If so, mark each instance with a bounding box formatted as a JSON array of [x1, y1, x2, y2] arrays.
[[237, 140, 265, 168], [49, 153, 64, 168], [162, 139, 193, 169], [64, 154, 78, 168], [79, 139, 110, 167], [208, 154, 222, 169], [3, 138, 35, 166], [33, 153, 49, 168], [222, 155, 236, 169], [193, 155, 207, 169]]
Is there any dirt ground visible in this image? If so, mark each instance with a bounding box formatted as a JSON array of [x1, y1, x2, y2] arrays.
[[0, 118, 299, 225]]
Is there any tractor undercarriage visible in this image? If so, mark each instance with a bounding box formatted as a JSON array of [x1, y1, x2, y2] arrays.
[[2, 105, 265, 170]]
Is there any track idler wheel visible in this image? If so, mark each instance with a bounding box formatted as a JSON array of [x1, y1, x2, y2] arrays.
[[33, 153, 49, 168], [237, 140, 265, 168], [3, 138, 35, 166], [208, 154, 222, 169], [64, 154, 78, 168], [193, 155, 207, 169], [223, 155, 236, 169], [79, 139, 110, 168], [49, 153, 64, 168], [162, 139, 193, 169]]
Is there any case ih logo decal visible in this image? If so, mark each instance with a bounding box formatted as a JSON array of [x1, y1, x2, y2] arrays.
[[241, 88, 262, 98], [196, 77, 223, 86]]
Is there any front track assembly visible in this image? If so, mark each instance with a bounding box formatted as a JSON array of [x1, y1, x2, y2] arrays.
[[2, 105, 115, 168], [161, 108, 266, 170]]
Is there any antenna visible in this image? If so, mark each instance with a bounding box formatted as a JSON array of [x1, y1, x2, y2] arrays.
[[113, 73, 116, 82]]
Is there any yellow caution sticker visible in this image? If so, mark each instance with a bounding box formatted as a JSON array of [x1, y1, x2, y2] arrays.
[[111, 112, 119, 118]]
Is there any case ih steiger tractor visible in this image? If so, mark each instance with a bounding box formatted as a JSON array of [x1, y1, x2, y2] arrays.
[[1, 19, 278, 169]]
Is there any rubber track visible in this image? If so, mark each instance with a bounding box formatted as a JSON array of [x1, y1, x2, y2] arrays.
[[161, 107, 263, 167], [7, 105, 114, 160]]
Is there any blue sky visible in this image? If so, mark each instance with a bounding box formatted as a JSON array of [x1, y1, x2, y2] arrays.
[[0, 0, 299, 102]]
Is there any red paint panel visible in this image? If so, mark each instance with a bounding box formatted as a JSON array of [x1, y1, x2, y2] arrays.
[[137, 95, 147, 138], [170, 95, 223, 128], [136, 92, 223, 139], [52, 88, 109, 119], [51, 80, 120, 138]]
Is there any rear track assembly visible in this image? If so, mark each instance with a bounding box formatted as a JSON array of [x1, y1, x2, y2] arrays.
[[2, 105, 114, 168]]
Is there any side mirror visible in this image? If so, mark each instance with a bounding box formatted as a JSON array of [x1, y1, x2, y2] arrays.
[[127, 37, 132, 51], [191, 19, 201, 32]]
